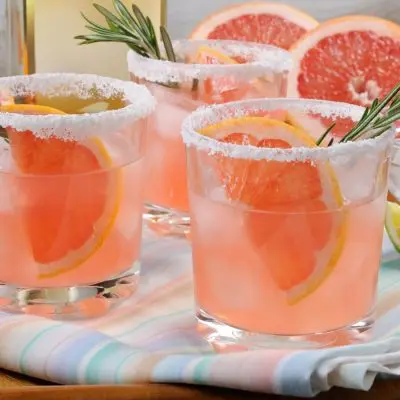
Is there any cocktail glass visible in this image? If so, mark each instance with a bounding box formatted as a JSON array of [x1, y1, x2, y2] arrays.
[[182, 98, 394, 348], [0, 73, 155, 318], [128, 39, 291, 236]]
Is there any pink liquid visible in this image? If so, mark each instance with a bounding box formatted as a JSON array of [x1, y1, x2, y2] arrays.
[[143, 80, 283, 212], [0, 158, 145, 288], [190, 191, 386, 335]]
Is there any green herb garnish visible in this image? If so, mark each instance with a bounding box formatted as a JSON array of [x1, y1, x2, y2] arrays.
[[317, 83, 400, 146], [75, 1, 178, 81]]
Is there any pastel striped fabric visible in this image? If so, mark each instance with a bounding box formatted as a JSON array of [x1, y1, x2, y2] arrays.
[[1, 229, 400, 398]]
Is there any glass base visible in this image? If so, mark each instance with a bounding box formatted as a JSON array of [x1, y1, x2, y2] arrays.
[[144, 203, 190, 237], [0, 263, 140, 319], [197, 309, 374, 351]]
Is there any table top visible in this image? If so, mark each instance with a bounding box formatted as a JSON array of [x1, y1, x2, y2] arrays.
[[1, 369, 400, 400]]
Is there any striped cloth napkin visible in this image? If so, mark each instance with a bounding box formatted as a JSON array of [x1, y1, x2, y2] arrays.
[[1, 229, 400, 398]]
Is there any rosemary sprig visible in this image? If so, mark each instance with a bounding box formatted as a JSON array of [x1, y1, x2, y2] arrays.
[[75, 1, 178, 64], [316, 83, 400, 146]]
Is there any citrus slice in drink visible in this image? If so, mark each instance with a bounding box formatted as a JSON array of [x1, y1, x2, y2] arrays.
[[0, 104, 121, 278], [193, 46, 244, 103], [200, 117, 346, 304], [385, 201, 400, 253], [287, 16, 400, 107], [190, 2, 318, 50]]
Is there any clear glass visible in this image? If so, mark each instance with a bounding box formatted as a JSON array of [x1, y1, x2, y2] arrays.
[[128, 39, 291, 236], [0, 73, 155, 318], [182, 98, 394, 349]]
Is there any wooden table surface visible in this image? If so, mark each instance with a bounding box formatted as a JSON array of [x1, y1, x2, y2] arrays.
[[1, 370, 400, 400]]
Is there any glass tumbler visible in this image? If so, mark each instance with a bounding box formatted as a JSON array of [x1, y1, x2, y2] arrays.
[[0, 73, 155, 318], [128, 39, 291, 236], [182, 98, 394, 348]]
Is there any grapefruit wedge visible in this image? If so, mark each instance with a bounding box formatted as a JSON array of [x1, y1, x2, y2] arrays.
[[287, 16, 400, 108], [200, 117, 346, 304], [190, 2, 318, 50], [0, 104, 121, 278]]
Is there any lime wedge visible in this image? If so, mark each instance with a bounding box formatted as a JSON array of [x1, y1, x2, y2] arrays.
[[385, 201, 400, 252]]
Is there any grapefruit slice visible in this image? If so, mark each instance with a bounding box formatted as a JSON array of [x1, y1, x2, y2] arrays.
[[190, 2, 318, 50], [288, 16, 400, 109], [200, 117, 346, 304], [193, 46, 245, 104], [0, 104, 121, 278]]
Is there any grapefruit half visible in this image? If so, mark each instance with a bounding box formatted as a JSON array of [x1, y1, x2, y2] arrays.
[[190, 2, 318, 50], [287, 16, 400, 107], [200, 117, 346, 304]]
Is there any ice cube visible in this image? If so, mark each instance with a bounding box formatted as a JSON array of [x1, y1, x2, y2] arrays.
[[150, 85, 200, 141], [333, 152, 381, 203]]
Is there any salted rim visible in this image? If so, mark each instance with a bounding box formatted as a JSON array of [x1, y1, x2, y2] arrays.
[[0, 73, 156, 139], [181, 98, 396, 161], [127, 39, 292, 84]]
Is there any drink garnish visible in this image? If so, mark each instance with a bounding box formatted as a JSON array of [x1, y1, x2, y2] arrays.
[[317, 83, 400, 146], [75, 1, 180, 88]]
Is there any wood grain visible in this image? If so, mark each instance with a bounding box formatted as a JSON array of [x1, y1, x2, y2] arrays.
[[1, 369, 400, 400]]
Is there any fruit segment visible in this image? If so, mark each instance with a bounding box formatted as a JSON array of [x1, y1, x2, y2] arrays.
[[199, 116, 346, 304], [193, 46, 246, 103], [0, 104, 121, 278]]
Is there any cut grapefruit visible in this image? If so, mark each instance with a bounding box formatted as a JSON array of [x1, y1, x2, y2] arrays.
[[0, 104, 121, 278], [288, 16, 400, 109], [190, 2, 318, 50], [200, 117, 346, 304], [193, 46, 245, 104]]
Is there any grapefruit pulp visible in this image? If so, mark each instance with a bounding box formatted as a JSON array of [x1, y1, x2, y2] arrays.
[[288, 16, 400, 108], [0, 104, 121, 278], [190, 2, 318, 50], [199, 117, 346, 304]]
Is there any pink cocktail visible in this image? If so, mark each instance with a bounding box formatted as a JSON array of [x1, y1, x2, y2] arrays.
[[182, 98, 394, 348], [0, 73, 155, 317], [128, 39, 291, 235]]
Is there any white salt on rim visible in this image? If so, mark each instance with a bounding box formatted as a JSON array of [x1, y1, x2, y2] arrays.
[[0, 73, 156, 140], [181, 98, 396, 162], [127, 39, 292, 84]]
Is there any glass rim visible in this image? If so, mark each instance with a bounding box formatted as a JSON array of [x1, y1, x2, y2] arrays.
[[127, 39, 292, 84], [0, 73, 156, 140], [181, 97, 396, 162]]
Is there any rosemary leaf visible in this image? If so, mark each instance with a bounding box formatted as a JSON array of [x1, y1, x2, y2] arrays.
[[93, 3, 123, 28], [113, 0, 137, 28], [160, 26, 176, 62], [131, 4, 150, 35], [146, 16, 161, 59], [80, 12, 108, 32], [316, 122, 335, 146], [327, 137, 335, 147]]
